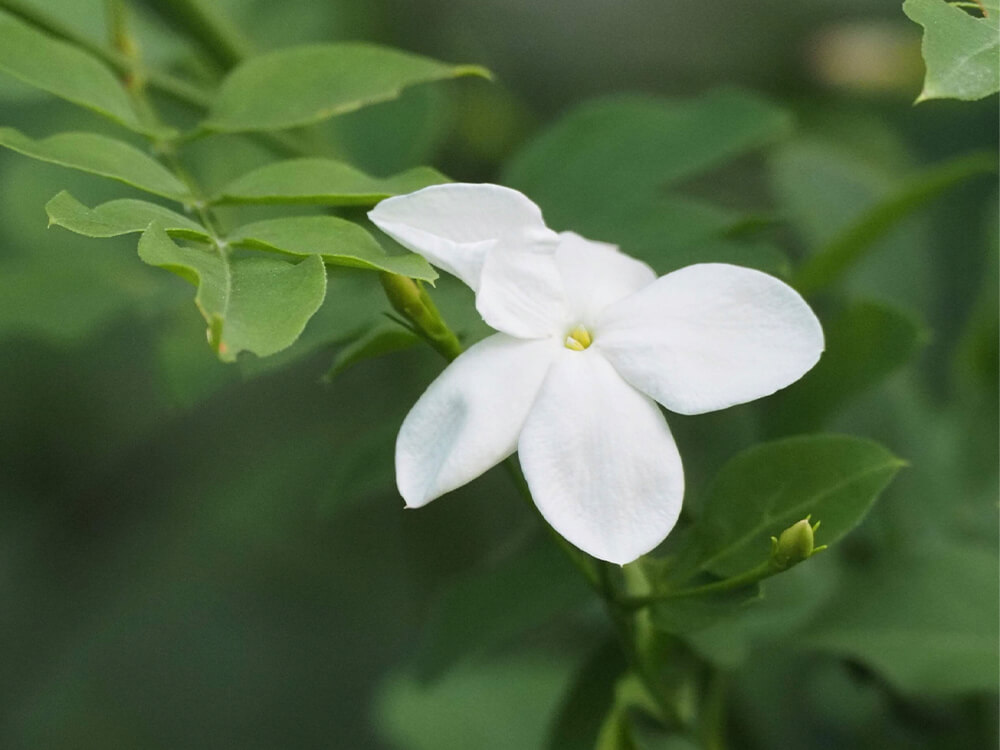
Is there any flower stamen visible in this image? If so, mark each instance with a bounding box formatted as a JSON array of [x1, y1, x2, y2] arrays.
[[564, 325, 593, 351]]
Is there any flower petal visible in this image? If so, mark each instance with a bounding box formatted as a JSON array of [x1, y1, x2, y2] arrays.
[[555, 231, 656, 326], [518, 350, 684, 565], [475, 237, 567, 339], [368, 183, 554, 289], [596, 263, 824, 415], [396, 333, 558, 507]]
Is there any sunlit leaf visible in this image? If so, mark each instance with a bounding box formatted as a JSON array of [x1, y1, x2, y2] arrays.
[[0, 128, 191, 201], [903, 0, 999, 102], [202, 43, 490, 133], [213, 158, 449, 206], [46, 191, 209, 240], [0, 11, 165, 137], [689, 435, 904, 578], [228, 216, 437, 280], [138, 223, 327, 362]]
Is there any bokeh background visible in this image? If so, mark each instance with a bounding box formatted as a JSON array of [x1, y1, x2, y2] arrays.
[[0, 0, 996, 748]]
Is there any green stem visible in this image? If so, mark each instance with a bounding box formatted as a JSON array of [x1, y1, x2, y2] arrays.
[[618, 559, 776, 610], [140, 0, 254, 69], [0, 0, 210, 108]]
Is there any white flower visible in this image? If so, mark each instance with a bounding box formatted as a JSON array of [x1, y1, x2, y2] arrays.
[[369, 184, 824, 565]]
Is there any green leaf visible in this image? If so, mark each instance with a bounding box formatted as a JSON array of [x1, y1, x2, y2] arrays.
[[45, 191, 209, 240], [324, 321, 420, 380], [547, 642, 628, 750], [228, 216, 437, 280], [213, 158, 449, 206], [691, 435, 904, 578], [502, 90, 792, 273], [793, 151, 997, 294], [376, 657, 577, 750], [903, 0, 999, 102], [202, 43, 490, 133], [764, 302, 929, 435], [0, 11, 163, 137], [648, 585, 763, 636], [413, 532, 590, 680], [0, 128, 191, 201], [804, 545, 999, 695], [138, 223, 327, 362]]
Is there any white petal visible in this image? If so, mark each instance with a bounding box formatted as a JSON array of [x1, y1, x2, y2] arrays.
[[518, 350, 684, 565], [368, 183, 554, 289], [596, 263, 824, 416], [396, 333, 558, 507], [475, 237, 567, 339], [555, 231, 656, 326]]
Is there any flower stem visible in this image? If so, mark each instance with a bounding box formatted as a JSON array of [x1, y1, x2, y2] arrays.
[[617, 559, 776, 610]]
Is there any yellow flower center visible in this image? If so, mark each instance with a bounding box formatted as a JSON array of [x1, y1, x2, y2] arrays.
[[564, 325, 593, 351]]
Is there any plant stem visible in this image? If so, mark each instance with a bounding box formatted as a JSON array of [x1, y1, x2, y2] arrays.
[[0, 0, 211, 108], [140, 0, 253, 69], [618, 559, 776, 610]]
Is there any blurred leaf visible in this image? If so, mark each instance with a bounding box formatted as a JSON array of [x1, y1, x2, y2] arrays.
[[648, 584, 763, 636], [548, 641, 628, 750], [0, 128, 191, 200], [212, 158, 449, 206], [0, 10, 163, 137], [324, 320, 419, 380], [903, 0, 1000, 102], [377, 656, 576, 750], [228, 216, 437, 280], [46, 190, 208, 240], [804, 545, 999, 695], [689, 436, 904, 578], [138, 223, 327, 362], [765, 301, 929, 435], [503, 90, 792, 273], [202, 42, 490, 133], [504, 89, 792, 219], [794, 151, 997, 294], [413, 532, 590, 681]]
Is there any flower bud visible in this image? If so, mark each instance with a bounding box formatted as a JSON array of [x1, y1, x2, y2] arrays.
[[770, 517, 825, 570]]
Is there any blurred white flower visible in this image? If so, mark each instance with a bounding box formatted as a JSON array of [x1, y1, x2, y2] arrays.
[[369, 184, 823, 565]]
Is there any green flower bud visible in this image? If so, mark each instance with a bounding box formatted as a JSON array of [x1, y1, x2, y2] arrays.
[[770, 517, 826, 571]]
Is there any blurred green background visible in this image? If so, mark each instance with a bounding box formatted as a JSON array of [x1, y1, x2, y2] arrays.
[[0, 0, 996, 748]]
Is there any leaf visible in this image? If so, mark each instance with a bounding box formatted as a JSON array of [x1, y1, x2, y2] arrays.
[[0, 128, 191, 201], [502, 90, 792, 273], [202, 43, 490, 133], [46, 191, 209, 240], [764, 302, 929, 435], [804, 545, 999, 695], [324, 321, 420, 380], [212, 158, 449, 206], [793, 151, 997, 294], [413, 532, 590, 680], [504, 90, 792, 218], [903, 0, 1000, 102], [548, 642, 628, 750], [138, 223, 327, 362], [691, 435, 904, 578], [376, 656, 577, 750], [647, 585, 763, 636], [228, 216, 437, 280], [0, 11, 163, 137]]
